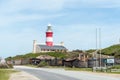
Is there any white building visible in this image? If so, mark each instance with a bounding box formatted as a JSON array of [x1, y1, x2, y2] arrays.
[[33, 24, 67, 53]]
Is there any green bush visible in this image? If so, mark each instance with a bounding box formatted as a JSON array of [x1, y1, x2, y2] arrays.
[[7, 64, 13, 68], [102, 44, 120, 56], [6, 52, 67, 60], [38, 61, 48, 67], [111, 65, 120, 69]]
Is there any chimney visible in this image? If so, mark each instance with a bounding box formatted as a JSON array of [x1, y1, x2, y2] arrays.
[[60, 42, 64, 46]]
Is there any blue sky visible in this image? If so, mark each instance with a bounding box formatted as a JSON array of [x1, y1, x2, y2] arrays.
[[0, 0, 120, 58]]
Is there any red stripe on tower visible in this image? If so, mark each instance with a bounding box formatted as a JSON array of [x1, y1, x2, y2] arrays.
[[46, 24, 53, 46]]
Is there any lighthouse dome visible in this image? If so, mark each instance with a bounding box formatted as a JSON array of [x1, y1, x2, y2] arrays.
[[48, 23, 51, 26], [47, 24, 52, 32]]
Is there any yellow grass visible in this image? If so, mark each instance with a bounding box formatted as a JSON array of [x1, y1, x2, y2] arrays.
[[0, 69, 17, 80]]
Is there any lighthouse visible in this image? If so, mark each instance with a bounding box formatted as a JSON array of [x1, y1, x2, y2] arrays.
[[32, 24, 67, 53], [46, 24, 53, 46]]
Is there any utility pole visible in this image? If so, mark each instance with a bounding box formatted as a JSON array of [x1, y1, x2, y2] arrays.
[[83, 50, 87, 68], [95, 28, 98, 68], [119, 38, 120, 44], [94, 28, 102, 71], [99, 28, 102, 68]]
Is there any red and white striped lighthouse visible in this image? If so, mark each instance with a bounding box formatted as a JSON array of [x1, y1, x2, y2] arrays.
[[46, 24, 53, 46]]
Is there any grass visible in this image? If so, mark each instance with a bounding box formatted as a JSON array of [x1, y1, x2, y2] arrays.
[[107, 72, 120, 74], [65, 67, 120, 74], [25, 64, 38, 68], [25, 64, 120, 74], [0, 69, 18, 80], [111, 65, 120, 69], [25, 64, 65, 68], [65, 67, 92, 71]]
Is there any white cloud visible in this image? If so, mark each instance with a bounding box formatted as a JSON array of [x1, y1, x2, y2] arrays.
[[0, 0, 120, 16], [1, 0, 119, 27], [0, 13, 64, 27], [0, 0, 64, 13], [87, 0, 120, 8], [65, 0, 120, 8], [0, 0, 65, 27]]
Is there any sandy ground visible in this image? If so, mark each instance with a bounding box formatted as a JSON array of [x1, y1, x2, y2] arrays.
[[9, 71, 40, 80]]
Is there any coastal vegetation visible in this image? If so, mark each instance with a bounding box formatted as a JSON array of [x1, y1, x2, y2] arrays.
[[0, 69, 17, 80], [102, 44, 120, 58], [6, 44, 120, 61], [6, 52, 67, 60]]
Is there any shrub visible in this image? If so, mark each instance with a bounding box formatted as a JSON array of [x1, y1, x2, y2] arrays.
[[111, 65, 120, 69], [7, 64, 13, 68], [0, 64, 8, 68], [37, 61, 48, 67], [0, 63, 13, 69]]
